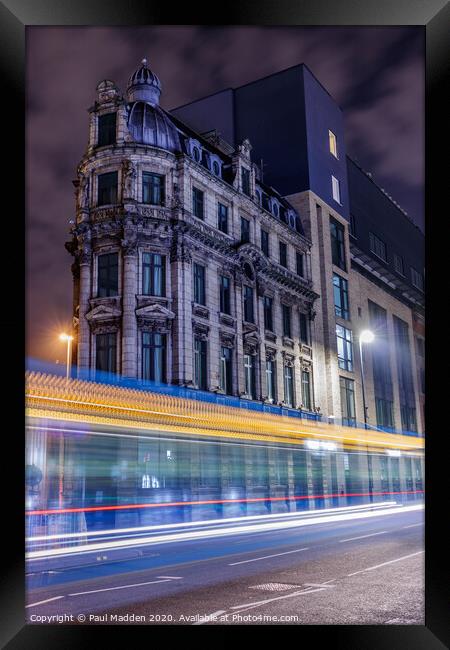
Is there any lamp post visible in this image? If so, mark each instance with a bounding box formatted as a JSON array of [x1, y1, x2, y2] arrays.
[[59, 333, 73, 380], [359, 329, 375, 502]]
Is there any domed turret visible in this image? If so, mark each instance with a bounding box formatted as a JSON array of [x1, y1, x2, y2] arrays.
[[126, 59, 182, 151], [127, 58, 161, 105]]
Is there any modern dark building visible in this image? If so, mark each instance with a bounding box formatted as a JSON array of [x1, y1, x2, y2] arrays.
[[173, 63, 425, 435]]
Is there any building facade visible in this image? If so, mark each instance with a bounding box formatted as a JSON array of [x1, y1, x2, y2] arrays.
[[173, 64, 425, 436], [66, 60, 425, 435], [66, 61, 319, 414]]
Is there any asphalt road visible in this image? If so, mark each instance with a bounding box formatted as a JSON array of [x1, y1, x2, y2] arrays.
[[26, 502, 424, 625]]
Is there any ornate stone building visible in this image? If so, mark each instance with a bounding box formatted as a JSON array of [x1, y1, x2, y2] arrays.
[[66, 60, 319, 412]]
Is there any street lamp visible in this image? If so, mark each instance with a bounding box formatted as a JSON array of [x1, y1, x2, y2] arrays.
[[359, 329, 375, 502], [59, 333, 73, 379]]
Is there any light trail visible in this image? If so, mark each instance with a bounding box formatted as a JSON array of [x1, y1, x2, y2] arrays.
[[25, 491, 423, 517], [26, 503, 423, 561], [26, 501, 399, 543]]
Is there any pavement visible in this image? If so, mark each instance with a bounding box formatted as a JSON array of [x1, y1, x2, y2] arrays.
[[26, 502, 424, 625]]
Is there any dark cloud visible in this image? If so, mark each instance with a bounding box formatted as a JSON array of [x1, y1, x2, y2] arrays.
[[26, 26, 424, 361]]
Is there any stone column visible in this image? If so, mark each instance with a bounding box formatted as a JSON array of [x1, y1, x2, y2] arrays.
[[121, 245, 138, 378], [77, 249, 92, 375]]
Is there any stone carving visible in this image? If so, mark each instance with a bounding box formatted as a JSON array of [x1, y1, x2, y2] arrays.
[[281, 351, 295, 367], [136, 303, 175, 331], [122, 160, 136, 200], [192, 303, 209, 319], [192, 321, 209, 340], [243, 338, 259, 356], [265, 347, 277, 361], [79, 176, 90, 210], [219, 331, 235, 348]]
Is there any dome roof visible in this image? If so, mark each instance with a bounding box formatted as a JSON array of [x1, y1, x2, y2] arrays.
[[127, 58, 161, 104], [127, 101, 181, 152]]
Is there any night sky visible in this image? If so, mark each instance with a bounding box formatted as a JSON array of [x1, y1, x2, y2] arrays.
[[26, 26, 424, 363]]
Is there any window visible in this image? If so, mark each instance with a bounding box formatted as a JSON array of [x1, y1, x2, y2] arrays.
[[142, 253, 165, 297], [284, 364, 294, 407], [333, 273, 350, 320], [219, 347, 233, 395], [411, 267, 424, 291], [272, 202, 279, 217], [332, 176, 341, 204], [299, 312, 310, 345], [143, 172, 165, 206], [369, 232, 387, 262], [192, 146, 201, 162], [213, 160, 220, 176], [193, 263, 206, 305], [328, 130, 338, 158], [376, 398, 394, 428], [296, 252, 304, 277], [96, 332, 116, 374], [194, 338, 207, 390], [142, 332, 166, 382], [98, 112, 116, 146], [266, 359, 276, 402], [244, 354, 256, 399], [97, 252, 118, 297], [241, 217, 250, 243], [330, 217, 346, 270], [279, 241, 288, 268], [340, 377, 356, 427], [393, 253, 404, 276], [219, 275, 231, 315], [282, 304, 292, 338], [241, 167, 251, 196], [218, 203, 228, 234], [192, 186, 204, 219], [243, 285, 254, 323], [336, 324, 353, 371], [349, 213, 357, 237], [301, 371, 312, 411], [97, 171, 118, 206], [263, 296, 273, 331], [261, 229, 269, 256]]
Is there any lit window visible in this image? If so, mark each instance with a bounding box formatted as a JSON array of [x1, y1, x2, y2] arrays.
[[329, 130, 338, 158], [336, 324, 353, 371], [332, 176, 341, 204]]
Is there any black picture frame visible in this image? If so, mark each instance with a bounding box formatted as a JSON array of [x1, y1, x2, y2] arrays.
[[4, 0, 448, 646]]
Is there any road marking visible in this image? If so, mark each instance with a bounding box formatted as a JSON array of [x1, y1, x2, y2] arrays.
[[193, 610, 226, 625], [347, 550, 424, 576], [339, 531, 388, 543], [303, 583, 335, 589], [156, 576, 183, 580], [229, 587, 326, 611], [229, 547, 309, 566], [402, 524, 422, 529], [26, 596, 64, 608], [69, 578, 174, 596]]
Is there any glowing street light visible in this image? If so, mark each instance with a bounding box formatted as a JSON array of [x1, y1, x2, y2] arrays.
[[59, 333, 73, 380]]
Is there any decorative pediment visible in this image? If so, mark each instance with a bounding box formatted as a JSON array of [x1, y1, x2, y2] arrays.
[[237, 243, 269, 273], [86, 303, 121, 322], [135, 303, 175, 321]]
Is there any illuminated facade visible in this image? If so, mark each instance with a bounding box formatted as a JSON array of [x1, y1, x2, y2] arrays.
[[66, 61, 319, 413], [66, 60, 425, 435]]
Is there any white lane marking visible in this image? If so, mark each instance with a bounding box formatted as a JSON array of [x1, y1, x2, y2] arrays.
[[229, 547, 309, 566], [26, 596, 64, 608], [69, 578, 175, 596], [27, 504, 423, 561], [229, 587, 326, 611], [303, 583, 335, 589], [339, 531, 388, 543], [402, 523, 422, 529], [347, 550, 424, 576], [156, 576, 183, 580], [193, 610, 226, 625]]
